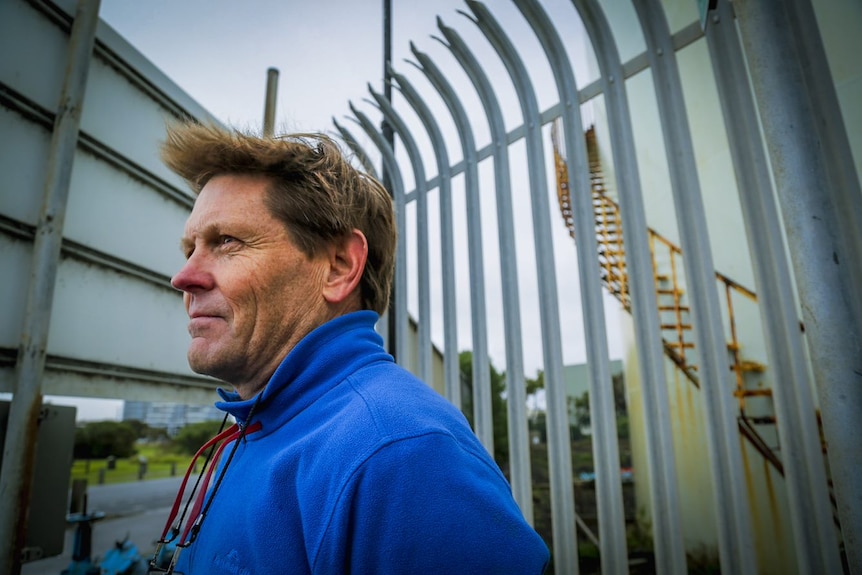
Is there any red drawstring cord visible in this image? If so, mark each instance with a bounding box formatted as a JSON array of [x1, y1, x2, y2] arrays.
[[159, 421, 261, 543], [180, 421, 261, 544]]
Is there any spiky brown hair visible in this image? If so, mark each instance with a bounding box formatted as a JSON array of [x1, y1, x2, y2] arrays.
[[161, 122, 395, 315]]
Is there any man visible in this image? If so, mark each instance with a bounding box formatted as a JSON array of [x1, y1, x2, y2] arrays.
[[155, 122, 549, 574]]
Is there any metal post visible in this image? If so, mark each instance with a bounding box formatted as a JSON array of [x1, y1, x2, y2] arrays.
[[632, 1, 757, 572], [408, 46, 499, 514], [389, 67, 461, 410], [0, 0, 101, 573], [703, 2, 842, 572], [381, 0, 398, 361], [571, 0, 688, 572], [367, 86, 433, 386], [784, 0, 862, 327], [733, 1, 862, 571], [263, 67, 278, 137], [345, 105, 409, 368], [462, 3, 576, 572]]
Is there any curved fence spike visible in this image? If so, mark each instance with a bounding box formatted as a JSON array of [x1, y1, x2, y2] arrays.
[[461, 2, 576, 571]]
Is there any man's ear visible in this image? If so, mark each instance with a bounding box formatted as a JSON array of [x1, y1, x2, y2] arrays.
[[322, 229, 368, 306]]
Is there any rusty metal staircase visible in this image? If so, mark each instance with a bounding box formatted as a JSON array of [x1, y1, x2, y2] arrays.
[[551, 121, 786, 477]]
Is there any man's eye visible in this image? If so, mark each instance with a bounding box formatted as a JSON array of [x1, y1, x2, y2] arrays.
[[220, 236, 236, 245]]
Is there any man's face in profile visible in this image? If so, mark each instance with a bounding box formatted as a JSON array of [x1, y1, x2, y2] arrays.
[[171, 174, 329, 394]]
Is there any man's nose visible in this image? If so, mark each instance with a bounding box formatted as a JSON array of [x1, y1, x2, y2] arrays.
[[171, 253, 212, 293]]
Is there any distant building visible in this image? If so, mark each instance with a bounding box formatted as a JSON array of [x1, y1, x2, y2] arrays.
[[122, 401, 224, 437], [563, 360, 625, 435]]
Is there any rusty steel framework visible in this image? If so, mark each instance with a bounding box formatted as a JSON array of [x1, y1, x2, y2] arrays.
[[553, 125, 827, 496]]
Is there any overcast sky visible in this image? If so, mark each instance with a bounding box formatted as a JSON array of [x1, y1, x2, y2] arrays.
[[54, 0, 625, 420]]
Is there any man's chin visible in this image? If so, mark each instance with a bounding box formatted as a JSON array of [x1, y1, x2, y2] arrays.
[[187, 346, 229, 380]]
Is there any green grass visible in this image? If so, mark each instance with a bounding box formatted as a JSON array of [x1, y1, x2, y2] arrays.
[[70, 445, 195, 486]]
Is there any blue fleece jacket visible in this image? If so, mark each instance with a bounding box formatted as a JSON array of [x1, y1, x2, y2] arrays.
[[173, 311, 549, 574]]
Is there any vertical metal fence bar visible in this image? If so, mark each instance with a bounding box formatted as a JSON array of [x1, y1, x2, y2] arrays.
[[346, 105, 409, 369], [572, 0, 688, 572], [389, 67, 461, 409], [0, 1, 101, 572], [463, 3, 576, 573], [513, 0, 628, 572], [703, 2, 842, 572], [332, 119, 379, 179], [632, 2, 757, 572], [436, 15, 519, 485], [733, 2, 862, 571], [368, 87, 433, 386], [407, 46, 506, 516]]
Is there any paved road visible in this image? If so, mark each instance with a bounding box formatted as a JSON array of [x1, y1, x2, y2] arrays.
[[22, 477, 183, 575], [85, 476, 185, 518]]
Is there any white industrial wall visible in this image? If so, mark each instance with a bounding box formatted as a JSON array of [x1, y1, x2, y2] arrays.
[[0, 0, 222, 406]]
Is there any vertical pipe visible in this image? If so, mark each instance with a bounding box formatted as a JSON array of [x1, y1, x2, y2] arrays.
[[382, 0, 397, 361], [0, 1, 101, 573], [571, 0, 688, 572], [511, 0, 628, 571], [462, 3, 576, 572], [389, 67, 461, 410], [703, 2, 842, 572], [368, 86, 433, 386], [632, 1, 757, 572], [784, 0, 862, 327], [263, 67, 278, 137], [347, 104, 409, 369], [409, 47, 501, 515], [733, 2, 862, 571]]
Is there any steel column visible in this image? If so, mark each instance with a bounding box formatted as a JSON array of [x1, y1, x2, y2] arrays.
[[463, 3, 576, 572], [703, 2, 842, 572], [345, 105, 409, 369], [407, 46, 504, 516], [784, 0, 862, 327], [572, 0, 688, 572], [733, 2, 862, 571], [0, 0, 101, 573], [513, 0, 628, 571], [633, 1, 757, 572], [389, 66, 461, 409], [367, 87, 433, 386], [783, 1, 862, 568]]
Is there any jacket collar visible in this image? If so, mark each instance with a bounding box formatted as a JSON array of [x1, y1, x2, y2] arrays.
[[214, 311, 389, 431]]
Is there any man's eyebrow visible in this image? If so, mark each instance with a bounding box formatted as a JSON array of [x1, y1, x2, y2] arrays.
[[179, 236, 194, 253]]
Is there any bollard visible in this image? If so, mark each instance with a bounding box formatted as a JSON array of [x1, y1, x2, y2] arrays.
[[69, 479, 87, 514], [137, 457, 147, 481], [170, 462, 177, 477], [98, 468, 105, 485]]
